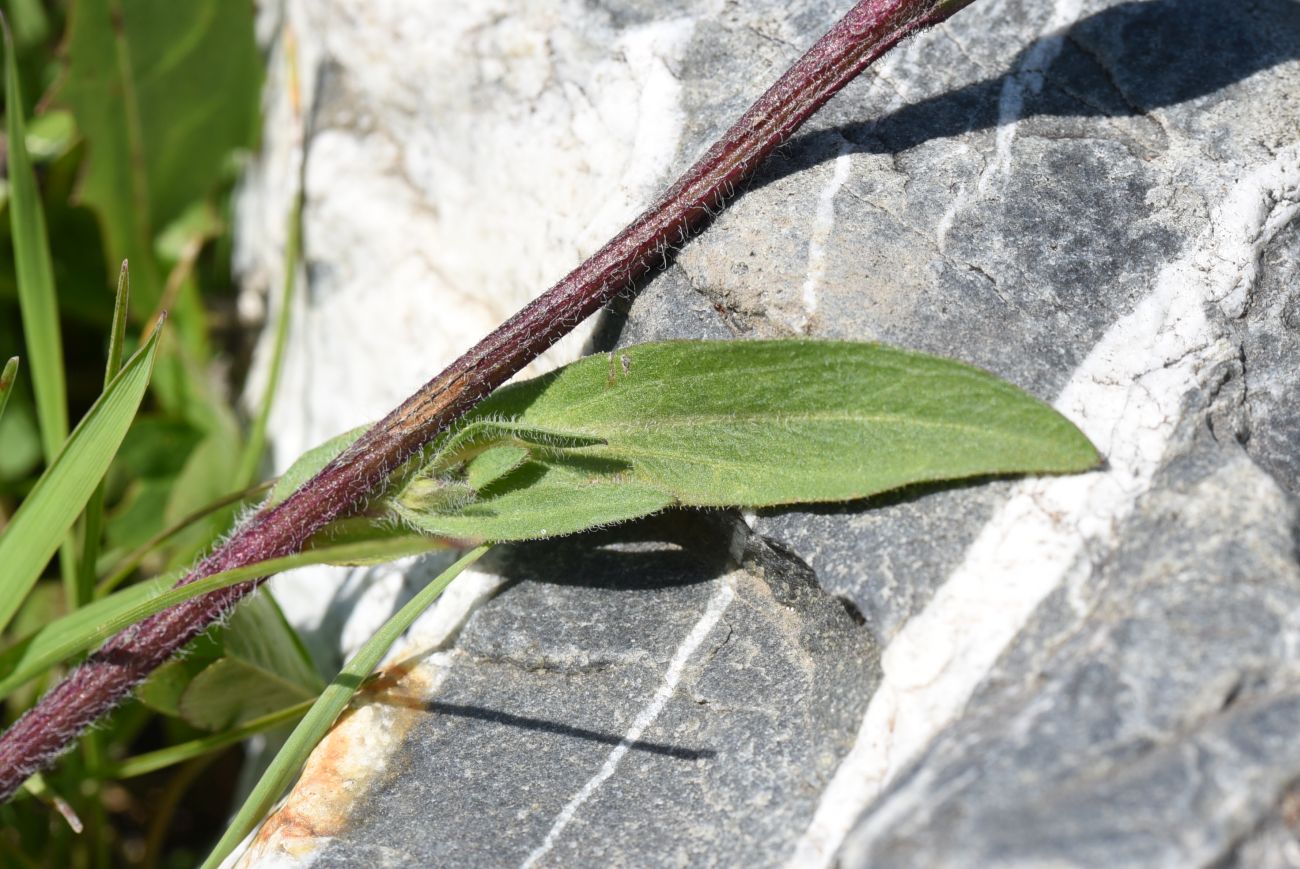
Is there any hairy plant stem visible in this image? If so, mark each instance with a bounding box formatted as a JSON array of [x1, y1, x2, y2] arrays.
[[0, 0, 977, 801]]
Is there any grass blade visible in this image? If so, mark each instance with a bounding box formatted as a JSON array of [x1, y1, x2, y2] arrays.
[[103, 260, 131, 382], [235, 192, 301, 488], [105, 699, 314, 779], [4, 17, 77, 602], [3, 17, 67, 463], [202, 545, 490, 869], [0, 323, 162, 633], [76, 261, 131, 606], [0, 534, 448, 698], [0, 356, 18, 424]]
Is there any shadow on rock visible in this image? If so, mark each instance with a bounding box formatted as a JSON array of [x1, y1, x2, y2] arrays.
[[426, 700, 717, 761], [764, 0, 1300, 181], [496, 510, 744, 591]]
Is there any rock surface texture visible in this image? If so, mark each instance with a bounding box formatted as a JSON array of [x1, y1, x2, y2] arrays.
[[233, 0, 1300, 866]]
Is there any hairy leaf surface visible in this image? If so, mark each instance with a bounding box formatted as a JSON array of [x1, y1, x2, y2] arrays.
[[394, 340, 1099, 541]]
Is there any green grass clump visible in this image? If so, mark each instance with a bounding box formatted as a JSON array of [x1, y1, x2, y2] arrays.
[[0, 4, 311, 864]]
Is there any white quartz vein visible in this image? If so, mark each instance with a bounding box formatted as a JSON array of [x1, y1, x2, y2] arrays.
[[519, 581, 735, 869], [797, 140, 855, 332], [788, 143, 1300, 868], [935, 0, 1082, 250]]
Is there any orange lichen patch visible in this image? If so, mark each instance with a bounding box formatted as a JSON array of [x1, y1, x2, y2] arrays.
[[235, 650, 445, 867]]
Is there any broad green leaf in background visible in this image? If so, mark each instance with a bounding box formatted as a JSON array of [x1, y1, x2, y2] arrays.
[[153, 199, 223, 264], [100, 416, 205, 564], [0, 535, 447, 700], [136, 630, 223, 717], [177, 593, 322, 730], [0, 395, 41, 482], [148, 200, 228, 429], [23, 110, 75, 161], [0, 323, 161, 633], [109, 415, 206, 480], [0, 356, 18, 424], [53, 0, 260, 313], [203, 545, 490, 869], [393, 340, 1101, 541]]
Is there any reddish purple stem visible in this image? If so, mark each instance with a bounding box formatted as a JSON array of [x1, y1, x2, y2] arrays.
[[0, 0, 976, 801]]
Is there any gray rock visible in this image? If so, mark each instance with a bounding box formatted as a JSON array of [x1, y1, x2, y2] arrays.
[[233, 0, 1300, 865], [840, 422, 1300, 867], [311, 521, 877, 868]]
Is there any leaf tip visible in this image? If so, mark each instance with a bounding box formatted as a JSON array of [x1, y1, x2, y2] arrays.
[[1056, 423, 1105, 474], [0, 356, 17, 389], [147, 310, 169, 339]]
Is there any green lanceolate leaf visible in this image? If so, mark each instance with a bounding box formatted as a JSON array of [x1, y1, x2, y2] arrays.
[[0, 322, 163, 633], [0, 357, 18, 425], [202, 545, 490, 869], [177, 593, 322, 731], [54, 0, 261, 311], [394, 340, 1100, 541], [104, 260, 131, 384], [4, 16, 83, 615]]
